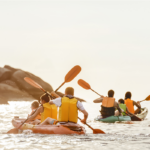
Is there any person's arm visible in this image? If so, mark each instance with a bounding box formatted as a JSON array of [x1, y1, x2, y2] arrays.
[[126, 106, 134, 116], [133, 101, 141, 114], [26, 106, 43, 122], [79, 109, 88, 124], [49, 97, 61, 106], [133, 101, 141, 109], [93, 96, 104, 103], [77, 101, 88, 123], [115, 102, 122, 115]]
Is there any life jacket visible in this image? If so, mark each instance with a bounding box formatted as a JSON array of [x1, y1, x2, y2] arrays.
[[100, 97, 115, 118], [41, 103, 57, 123], [29, 109, 41, 120], [58, 96, 78, 123], [119, 104, 126, 116], [125, 99, 134, 114]]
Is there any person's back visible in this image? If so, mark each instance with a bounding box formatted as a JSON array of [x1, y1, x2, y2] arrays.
[[101, 90, 116, 117], [118, 99, 126, 116], [124, 91, 141, 114], [93, 90, 122, 118]]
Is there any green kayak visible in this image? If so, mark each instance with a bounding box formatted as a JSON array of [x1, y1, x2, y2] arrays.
[[95, 115, 131, 123]]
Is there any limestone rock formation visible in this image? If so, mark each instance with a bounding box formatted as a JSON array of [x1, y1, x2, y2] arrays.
[[0, 65, 85, 104]]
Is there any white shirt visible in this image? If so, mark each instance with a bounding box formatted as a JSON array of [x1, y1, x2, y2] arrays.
[[51, 97, 85, 111]]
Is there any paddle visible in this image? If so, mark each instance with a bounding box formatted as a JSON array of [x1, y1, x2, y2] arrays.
[[78, 79, 102, 96], [78, 117, 105, 134], [7, 118, 28, 134], [55, 65, 81, 92], [139, 95, 150, 103], [24, 77, 52, 97]]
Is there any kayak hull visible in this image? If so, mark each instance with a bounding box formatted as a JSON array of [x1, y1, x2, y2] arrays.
[[12, 118, 85, 135], [136, 107, 148, 120], [95, 115, 131, 123]]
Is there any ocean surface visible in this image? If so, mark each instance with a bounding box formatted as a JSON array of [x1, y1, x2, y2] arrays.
[[0, 101, 150, 150]]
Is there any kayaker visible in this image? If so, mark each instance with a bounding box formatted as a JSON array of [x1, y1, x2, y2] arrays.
[[124, 91, 141, 114], [23, 93, 57, 124], [40, 87, 88, 126], [93, 90, 122, 118], [115, 99, 134, 116], [28, 100, 41, 120]]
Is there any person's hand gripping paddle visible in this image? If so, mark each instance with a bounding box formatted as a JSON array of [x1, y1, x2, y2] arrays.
[[78, 117, 105, 134]]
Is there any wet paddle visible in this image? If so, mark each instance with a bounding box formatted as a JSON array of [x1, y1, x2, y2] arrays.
[[55, 65, 81, 92], [7, 118, 28, 134], [78, 79, 102, 96], [78, 117, 105, 134]]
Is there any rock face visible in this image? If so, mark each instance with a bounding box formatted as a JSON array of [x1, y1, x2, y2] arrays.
[[0, 65, 85, 104]]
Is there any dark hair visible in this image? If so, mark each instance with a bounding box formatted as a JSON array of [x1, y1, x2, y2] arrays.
[[108, 90, 114, 97], [125, 91, 132, 99], [31, 100, 39, 108], [40, 93, 50, 103], [118, 99, 124, 104], [65, 87, 74, 95]]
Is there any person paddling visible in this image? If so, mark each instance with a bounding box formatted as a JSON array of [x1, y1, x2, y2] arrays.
[[28, 100, 41, 120], [93, 90, 122, 118], [115, 99, 134, 116], [22, 93, 58, 125], [40, 87, 88, 126], [124, 92, 141, 114]]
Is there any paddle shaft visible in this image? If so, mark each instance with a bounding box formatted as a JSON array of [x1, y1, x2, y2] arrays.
[[78, 117, 94, 130], [55, 81, 65, 92], [91, 89, 102, 97]]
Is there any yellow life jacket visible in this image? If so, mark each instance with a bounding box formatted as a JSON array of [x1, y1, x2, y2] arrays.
[[41, 103, 57, 123], [125, 99, 134, 114], [102, 97, 115, 107], [58, 97, 78, 123]]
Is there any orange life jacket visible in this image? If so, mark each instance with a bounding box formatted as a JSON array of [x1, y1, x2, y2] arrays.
[[102, 97, 115, 107], [125, 99, 134, 114]]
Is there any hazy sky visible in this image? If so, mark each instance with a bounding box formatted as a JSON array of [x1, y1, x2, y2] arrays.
[[0, 0, 150, 104]]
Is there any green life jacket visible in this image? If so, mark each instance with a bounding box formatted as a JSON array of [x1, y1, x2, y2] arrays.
[[119, 104, 126, 116]]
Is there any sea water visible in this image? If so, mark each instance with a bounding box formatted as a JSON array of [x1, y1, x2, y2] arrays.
[[0, 101, 150, 150]]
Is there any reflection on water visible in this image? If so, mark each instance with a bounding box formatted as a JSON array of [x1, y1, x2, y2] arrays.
[[0, 101, 150, 150]]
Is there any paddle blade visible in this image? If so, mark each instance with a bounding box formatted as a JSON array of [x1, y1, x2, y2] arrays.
[[78, 79, 91, 90], [145, 95, 150, 100], [24, 77, 45, 92], [65, 65, 81, 82], [7, 128, 19, 134], [93, 129, 105, 134]]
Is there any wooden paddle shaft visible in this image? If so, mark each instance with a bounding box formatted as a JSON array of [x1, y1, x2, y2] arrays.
[[91, 89, 102, 97], [55, 82, 65, 92], [78, 117, 94, 130]]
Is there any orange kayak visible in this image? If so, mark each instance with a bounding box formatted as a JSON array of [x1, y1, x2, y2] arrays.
[[12, 118, 85, 135]]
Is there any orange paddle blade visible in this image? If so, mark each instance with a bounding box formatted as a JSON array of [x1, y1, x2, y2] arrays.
[[7, 128, 19, 134], [145, 95, 150, 100], [24, 77, 45, 92], [78, 79, 91, 90], [93, 129, 105, 134], [65, 65, 81, 82]]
